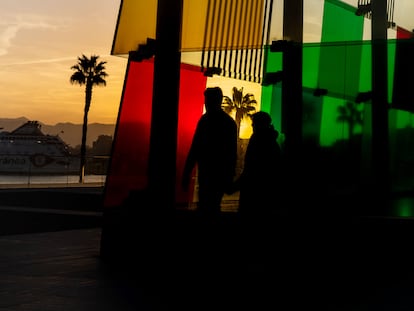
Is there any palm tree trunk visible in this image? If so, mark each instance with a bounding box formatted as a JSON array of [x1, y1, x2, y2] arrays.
[[79, 117, 87, 183], [79, 111, 88, 183], [79, 84, 92, 183]]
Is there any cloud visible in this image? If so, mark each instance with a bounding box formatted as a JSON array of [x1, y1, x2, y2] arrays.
[[0, 24, 19, 56], [0, 14, 63, 57]]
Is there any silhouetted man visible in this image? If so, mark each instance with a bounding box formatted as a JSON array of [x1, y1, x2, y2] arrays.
[[182, 87, 237, 220]]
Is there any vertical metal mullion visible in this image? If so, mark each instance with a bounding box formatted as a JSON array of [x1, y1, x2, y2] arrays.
[[234, 0, 244, 79], [238, 0, 249, 80], [256, 0, 272, 83], [212, 0, 223, 69], [389, 0, 394, 26], [201, 0, 213, 72], [223, 0, 235, 78], [208, 0, 218, 69], [247, 0, 259, 81], [228, 0, 237, 79], [243, 0, 255, 81], [216, 0, 226, 73]]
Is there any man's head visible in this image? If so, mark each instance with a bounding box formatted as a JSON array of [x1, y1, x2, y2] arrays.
[[204, 87, 223, 113]]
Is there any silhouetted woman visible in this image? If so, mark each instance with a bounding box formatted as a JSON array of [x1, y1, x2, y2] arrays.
[[234, 111, 283, 221]]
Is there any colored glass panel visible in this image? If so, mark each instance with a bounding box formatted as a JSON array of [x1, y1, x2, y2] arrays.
[[111, 0, 158, 56], [387, 40, 396, 105], [319, 0, 364, 99], [397, 26, 414, 39], [103, 59, 154, 208], [321, 0, 365, 43], [202, 0, 264, 51], [104, 59, 207, 208], [302, 90, 323, 145], [392, 38, 414, 112], [316, 0, 365, 148], [175, 64, 207, 206], [261, 46, 282, 129], [112, 0, 267, 55], [302, 43, 320, 89], [358, 43, 372, 92]]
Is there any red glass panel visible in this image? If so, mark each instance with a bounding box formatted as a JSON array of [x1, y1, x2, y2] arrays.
[[103, 59, 154, 208], [175, 63, 207, 207], [397, 26, 414, 39], [104, 60, 206, 208]]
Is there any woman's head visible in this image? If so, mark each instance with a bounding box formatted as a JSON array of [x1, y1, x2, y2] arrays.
[[251, 111, 272, 131], [251, 111, 279, 138]]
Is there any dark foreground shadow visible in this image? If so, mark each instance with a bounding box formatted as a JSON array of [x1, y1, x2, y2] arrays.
[[100, 190, 414, 310]]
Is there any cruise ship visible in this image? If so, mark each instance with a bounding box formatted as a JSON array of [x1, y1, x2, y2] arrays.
[[0, 121, 79, 175]]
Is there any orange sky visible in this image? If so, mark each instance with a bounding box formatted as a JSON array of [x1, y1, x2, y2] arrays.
[[0, 0, 126, 125], [0, 0, 413, 126]]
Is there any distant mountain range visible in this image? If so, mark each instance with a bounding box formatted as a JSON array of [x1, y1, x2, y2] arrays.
[[0, 117, 116, 147]]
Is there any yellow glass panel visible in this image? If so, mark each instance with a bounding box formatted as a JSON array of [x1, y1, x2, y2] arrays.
[[112, 0, 265, 55], [111, 0, 157, 56], [181, 0, 209, 51], [202, 0, 265, 51]]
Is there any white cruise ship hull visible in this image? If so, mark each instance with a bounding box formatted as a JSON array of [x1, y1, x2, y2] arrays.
[[0, 121, 80, 175], [0, 154, 80, 175]]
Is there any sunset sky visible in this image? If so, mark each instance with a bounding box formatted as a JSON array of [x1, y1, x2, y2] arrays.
[[0, 0, 413, 125], [0, 0, 125, 125]]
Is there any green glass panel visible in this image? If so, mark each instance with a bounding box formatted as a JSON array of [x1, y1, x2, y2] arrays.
[[260, 84, 282, 134], [358, 42, 372, 91], [319, 0, 364, 99], [387, 40, 396, 105], [260, 0, 414, 194], [393, 110, 413, 128], [395, 199, 414, 217], [302, 90, 323, 145], [315, 42, 366, 100], [322, 0, 364, 43], [261, 45, 283, 131], [263, 46, 283, 73], [302, 43, 320, 89], [319, 96, 346, 146], [314, 0, 365, 148]]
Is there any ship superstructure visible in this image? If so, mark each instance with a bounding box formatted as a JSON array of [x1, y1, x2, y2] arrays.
[[0, 121, 79, 174]]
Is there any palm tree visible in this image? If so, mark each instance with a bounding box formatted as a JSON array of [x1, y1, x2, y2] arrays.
[[336, 101, 364, 140], [70, 54, 108, 183], [221, 87, 257, 139], [222, 87, 257, 177]]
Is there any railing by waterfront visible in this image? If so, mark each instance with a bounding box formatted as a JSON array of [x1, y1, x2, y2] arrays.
[[0, 153, 109, 188], [0, 174, 106, 188]]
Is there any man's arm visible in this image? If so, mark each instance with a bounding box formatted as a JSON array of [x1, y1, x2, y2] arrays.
[[181, 125, 200, 191]]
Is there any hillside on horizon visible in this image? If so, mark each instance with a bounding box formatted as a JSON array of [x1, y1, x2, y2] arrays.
[[0, 117, 116, 147]]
